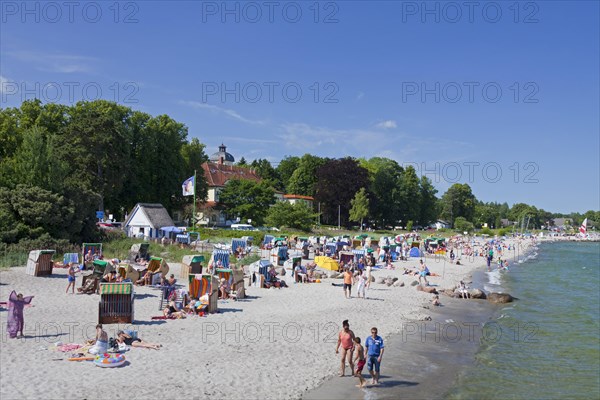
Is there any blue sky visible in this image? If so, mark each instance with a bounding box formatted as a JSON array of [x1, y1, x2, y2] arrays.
[[1, 1, 598, 213]]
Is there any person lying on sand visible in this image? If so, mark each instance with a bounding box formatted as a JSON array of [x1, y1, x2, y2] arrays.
[[163, 299, 186, 319], [117, 330, 161, 350]]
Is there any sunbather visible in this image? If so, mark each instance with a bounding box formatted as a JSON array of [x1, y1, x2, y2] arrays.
[[219, 278, 231, 299], [117, 330, 161, 350], [163, 299, 186, 318]]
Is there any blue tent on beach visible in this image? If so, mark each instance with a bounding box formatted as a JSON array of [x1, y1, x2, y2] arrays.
[[409, 247, 423, 258]]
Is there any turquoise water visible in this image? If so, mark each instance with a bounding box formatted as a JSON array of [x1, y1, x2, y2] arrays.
[[447, 242, 600, 399]]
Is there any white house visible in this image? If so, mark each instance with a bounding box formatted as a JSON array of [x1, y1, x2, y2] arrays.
[[124, 203, 175, 238], [433, 220, 451, 230]]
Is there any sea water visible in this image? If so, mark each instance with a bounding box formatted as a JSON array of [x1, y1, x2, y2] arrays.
[[447, 242, 600, 399]]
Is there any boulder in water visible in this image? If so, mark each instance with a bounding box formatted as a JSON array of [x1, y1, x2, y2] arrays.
[[410, 280, 419, 287], [470, 289, 486, 299], [487, 292, 514, 303]]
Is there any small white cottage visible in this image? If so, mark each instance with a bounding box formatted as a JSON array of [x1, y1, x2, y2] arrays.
[[124, 203, 175, 239]]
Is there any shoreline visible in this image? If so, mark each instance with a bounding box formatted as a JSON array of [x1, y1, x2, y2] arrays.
[[0, 237, 536, 400], [303, 239, 539, 400]]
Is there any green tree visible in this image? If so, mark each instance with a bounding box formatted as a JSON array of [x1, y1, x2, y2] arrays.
[[218, 179, 276, 226], [362, 157, 403, 227], [276, 156, 300, 190], [397, 166, 421, 225], [287, 154, 326, 196], [250, 158, 282, 190], [349, 188, 369, 229], [440, 184, 477, 226], [237, 156, 248, 166], [265, 201, 317, 231], [418, 176, 438, 226], [315, 157, 369, 227]]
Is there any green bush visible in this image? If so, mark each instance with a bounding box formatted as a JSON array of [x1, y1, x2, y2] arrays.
[[406, 221, 414, 231], [480, 227, 493, 235], [454, 217, 474, 233]]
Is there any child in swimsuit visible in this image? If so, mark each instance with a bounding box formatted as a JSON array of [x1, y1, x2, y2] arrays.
[[353, 337, 367, 387]]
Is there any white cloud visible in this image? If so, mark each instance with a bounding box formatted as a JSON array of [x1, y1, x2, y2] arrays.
[[375, 120, 397, 129], [6, 51, 97, 73], [356, 92, 365, 101], [180, 101, 267, 125]]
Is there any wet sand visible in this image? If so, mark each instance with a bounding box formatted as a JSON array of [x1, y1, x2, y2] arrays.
[[303, 290, 497, 400]]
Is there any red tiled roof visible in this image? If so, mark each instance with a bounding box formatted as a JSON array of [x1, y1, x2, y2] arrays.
[[199, 201, 218, 209], [201, 162, 262, 187], [283, 194, 315, 201]]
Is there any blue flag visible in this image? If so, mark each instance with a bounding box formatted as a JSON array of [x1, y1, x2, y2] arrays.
[[182, 175, 195, 196]]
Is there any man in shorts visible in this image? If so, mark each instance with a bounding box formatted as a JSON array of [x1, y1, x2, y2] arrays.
[[364, 327, 384, 385]]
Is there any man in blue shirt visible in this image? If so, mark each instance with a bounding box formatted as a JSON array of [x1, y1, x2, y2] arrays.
[[364, 326, 384, 385]]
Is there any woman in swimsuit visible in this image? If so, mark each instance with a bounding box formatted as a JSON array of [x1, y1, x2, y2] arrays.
[[335, 319, 356, 377]]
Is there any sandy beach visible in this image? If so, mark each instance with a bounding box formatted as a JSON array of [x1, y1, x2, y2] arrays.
[[0, 238, 536, 400]]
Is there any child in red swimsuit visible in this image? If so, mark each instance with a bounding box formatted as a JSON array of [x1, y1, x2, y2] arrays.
[[353, 337, 366, 387]]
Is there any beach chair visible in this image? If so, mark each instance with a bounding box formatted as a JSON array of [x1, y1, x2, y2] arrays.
[[147, 256, 170, 282], [80, 260, 111, 294], [98, 283, 134, 324], [117, 263, 140, 281], [216, 267, 245, 299], [82, 243, 102, 269], [181, 255, 205, 281], [352, 249, 366, 263], [63, 253, 80, 267], [270, 246, 288, 266], [188, 274, 218, 313], [127, 243, 150, 263], [25, 250, 55, 276]]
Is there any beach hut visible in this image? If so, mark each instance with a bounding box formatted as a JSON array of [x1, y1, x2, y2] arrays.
[[181, 255, 205, 281], [188, 274, 218, 313], [314, 256, 339, 271], [98, 282, 134, 324], [215, 267, 245, 299], [25, 250, 55, 276], [82, 243, 102, 269]]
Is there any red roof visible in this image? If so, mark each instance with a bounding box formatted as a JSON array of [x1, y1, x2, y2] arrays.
[[283, 194, 314, 201], [201, 162, 262, 187]]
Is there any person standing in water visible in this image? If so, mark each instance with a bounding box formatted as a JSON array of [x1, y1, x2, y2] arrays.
[[365, 327, 385, 385], [335, 319, 356, 377]]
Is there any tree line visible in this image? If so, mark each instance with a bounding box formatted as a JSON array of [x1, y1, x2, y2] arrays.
[[1, 100, 597, 247]]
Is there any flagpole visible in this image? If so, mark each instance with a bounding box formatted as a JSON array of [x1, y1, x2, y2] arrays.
[[193, 169, 197, 229]]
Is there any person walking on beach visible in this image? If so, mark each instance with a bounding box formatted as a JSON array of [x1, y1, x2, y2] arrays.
[[6, 291, 34, 339], [418, 260, 429, 286], [356, 270, 367, 299], [353, 337, 367, 387], [343, 268, 354, 299], [365, 263, 373, 289], [66, 263, 77, 294], [336, 320, 356, 377], [365, 327, 384, 385]]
